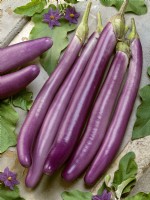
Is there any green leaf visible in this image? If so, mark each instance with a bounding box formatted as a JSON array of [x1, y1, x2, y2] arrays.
[[97, 175, 112, 195], [115, 177, 136, 199], [0, 185, 25, 200], [61, 190, 92, 200], [30, 6, 76, 75], [125, 192, 150, 200], [0, 101, 18, 153], [11, 89, 33, 111], [132, 67, 150, 140], [14, 0, 47, 17], [100, 0, 147, 15], [64, 0, 78, 4], [112, 152, 138, 195]]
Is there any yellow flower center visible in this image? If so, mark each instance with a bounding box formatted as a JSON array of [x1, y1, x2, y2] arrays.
[[7, 176, 12, 181], [70, 13, 75, 18], [50, 15, 55, 20]]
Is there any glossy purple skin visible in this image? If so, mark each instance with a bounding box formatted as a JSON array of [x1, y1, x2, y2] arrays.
[[25, 32, 100, 188], [17, 36, 82, 168], [0, 37, 53, 74], [62, 51, 129, 181], [41, 22, 116, 180], [0, 65, 40, 99], [85, 38, 143, 186], [42, 32, 100, 176]]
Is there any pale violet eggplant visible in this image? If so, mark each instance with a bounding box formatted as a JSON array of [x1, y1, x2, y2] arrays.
[[17, 2, 91, 169]]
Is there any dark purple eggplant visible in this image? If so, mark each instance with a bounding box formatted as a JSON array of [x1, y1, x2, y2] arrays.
[[62, 42, 130, 182], [17, 1, 91, 171], [84, 18, 143, 186], [41, 0, 128, 181], [0, 65, 40, 99], [0, 37, 53, 74]]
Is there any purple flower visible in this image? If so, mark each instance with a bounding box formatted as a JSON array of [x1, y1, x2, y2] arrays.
[[0, 167, 19, 190], [64, 7, 80, 24], [43, 8, 61, 29], [92, 190, 111, 200]]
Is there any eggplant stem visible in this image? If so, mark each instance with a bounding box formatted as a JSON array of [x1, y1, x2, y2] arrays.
[[119, 0, 129, 16], [128, 18, 139, 41], [96, 12, 103, 33], [76, 1, 92, 43]]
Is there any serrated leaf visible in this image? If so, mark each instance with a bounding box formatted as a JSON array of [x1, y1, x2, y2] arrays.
[[125, 192, 150, 200], [100, 0, 147, 15], [14, 0, 47, 17], [132, 68, 150, 140], [115, 177, 136, 199], [11, 89, 33, 111], [30, 6, 76, 75], [0, 185, 24, 200], [61, 190, 92, 200], [64, 0, 78, 4], [112, 152, 138, 193], [0, 101, 18, 153]]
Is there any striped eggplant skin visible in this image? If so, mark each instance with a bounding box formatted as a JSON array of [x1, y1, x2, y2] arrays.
[[0, 37, 53, 74], [25, 32, 100, 188], [84, 38, 143, 186], [17, 36, 82, 168], [0, 65, 40, 99], [62, 50, 129, 182], [40, 23, 116, 180], [17, 2, 91, 169]]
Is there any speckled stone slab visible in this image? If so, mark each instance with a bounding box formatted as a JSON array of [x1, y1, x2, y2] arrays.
[[0, 0, 29, 47]]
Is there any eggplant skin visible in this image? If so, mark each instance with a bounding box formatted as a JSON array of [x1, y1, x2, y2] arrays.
[[62, 51, 129, 182], [0, 65, 40, 99], [43, 22, 117, 180], [0, 37, 53, 74], [17, 36, 82, 169], [84, 38, 143, 186]]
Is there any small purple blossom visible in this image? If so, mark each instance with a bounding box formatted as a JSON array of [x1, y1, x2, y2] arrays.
[[43, 8, 61, 29], [0, 167, 19, 190], [64, 7, 80, 24], [92, 190, 111, 200]]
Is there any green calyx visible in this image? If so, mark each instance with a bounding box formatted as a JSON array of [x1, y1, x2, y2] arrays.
[[76, 1, 92, 43], [128, 18, 139, 41], [96, 12, 103, 33], [116, 41, 130, 58], [110, 0, 129, 40]]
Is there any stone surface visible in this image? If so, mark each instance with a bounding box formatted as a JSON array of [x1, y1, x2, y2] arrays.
[[0, 0, 150, 199]]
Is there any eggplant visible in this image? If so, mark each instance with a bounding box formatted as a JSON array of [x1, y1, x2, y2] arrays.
[[41, 0, 128, 181], [18, 2, 91, 169], [0, 37, 53, 74], [62, 42, 130, 182], [0, 65, 40, 99], [84, 18, 143, 186], [40, 13, 103, 176]]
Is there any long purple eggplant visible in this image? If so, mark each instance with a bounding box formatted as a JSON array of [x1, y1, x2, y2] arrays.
[[62, 42, 130, 182], [84, 18, 143, 186], [0, 38, 53, 74], [41, 0, 128, 180], [37, 13, 102, 177], [25, 16, 102, 188], [17, 2, 91, 170], [0, 65, 40, 99]]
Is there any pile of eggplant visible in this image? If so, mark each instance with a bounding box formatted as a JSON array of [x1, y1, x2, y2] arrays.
[[17, 0, 143, 188], [0, 38, 53, 99]]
